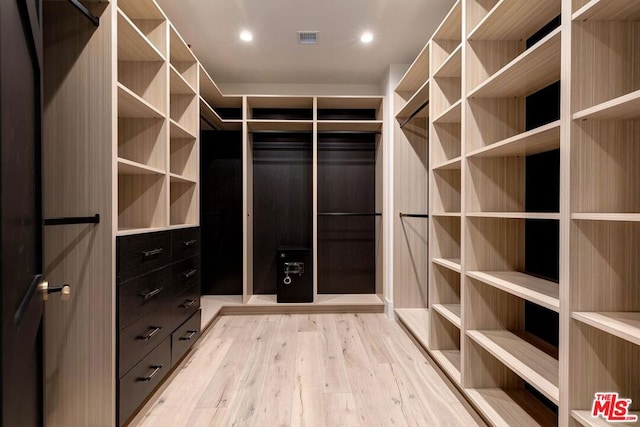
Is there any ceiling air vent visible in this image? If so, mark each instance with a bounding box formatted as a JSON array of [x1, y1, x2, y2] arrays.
[[298, 31, 318, 44]]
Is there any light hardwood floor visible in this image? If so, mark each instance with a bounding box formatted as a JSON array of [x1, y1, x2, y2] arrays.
[[136, 314, 484, 427]]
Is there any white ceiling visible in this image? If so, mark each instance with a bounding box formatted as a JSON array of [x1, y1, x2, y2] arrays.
[[156, 0, 456, 85]]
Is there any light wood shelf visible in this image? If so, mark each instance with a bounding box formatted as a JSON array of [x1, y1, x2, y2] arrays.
[[573, 89, 640, 121], [170, 138, 196, 179], [432, 99, 461, 124], [433, 45, 462, 78], [247, 120, 313, 132], [170, 65, 195, 95], [198, 64, 242, 109], [572, 312, 640, 347], [395, 44, 430, 101], [395, 80, 429, 122], [432, 304, 461, 329], [467, 271, 559, 313], [118, 83, 164, 119], [395, 309, 429, 350], [169, 25, 196, 64], [468, 28, 561, 98], [467, 121, 560, 158], [572, 213, 640, 222], [468, 0, 561, 41], [169, 118, 196, 139], [316, 120, 383, 132], [117, 10, 164, 62], [432, 0, 461, 41], [572, 0, 640, 21], [117, 158, 164, 175], [466, 212, 560, 220], [247, 95, 314, 111], [118, 0, 165, 20], [239, 294, 385, 312], [432, 212, 462, 218], [466, 388, 557, 427], [169, 173, 196, 184], [467, 330, 559, 404], [433, 156, 461, 171], [170, 180, 197, 226], [316, 96, 383, 112], [199, 98, 242, 131], [431, 350, 461, 384], [572, 409, 640, 426], [432, 258, 461, 273]]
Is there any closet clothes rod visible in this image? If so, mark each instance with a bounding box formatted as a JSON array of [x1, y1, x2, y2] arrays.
[[399, 100, 429, 129], [68, 0, 100, 27], [44, 214, 100, 226], [318, 213, 382, 217], [399, 213, 429, 218]]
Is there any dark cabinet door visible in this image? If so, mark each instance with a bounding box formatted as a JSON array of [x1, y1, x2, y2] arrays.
[[1, 0, 44, 426]]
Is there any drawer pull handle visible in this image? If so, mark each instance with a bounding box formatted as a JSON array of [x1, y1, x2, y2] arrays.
[[138, 365, 163, 382], [183, 239, 197, 248], [180, 330, 198, 341], [142, 248, 164, 259], [181, 299, 196, 309], [183, 269, 197, 279], [138, 326, 162, 341], [139, 287, 163, 300]]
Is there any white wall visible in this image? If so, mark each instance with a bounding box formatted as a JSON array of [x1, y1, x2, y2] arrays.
[[380, 63, 409, 319], [218, 82, 383, 96]]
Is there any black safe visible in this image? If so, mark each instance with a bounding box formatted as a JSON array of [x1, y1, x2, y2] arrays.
[[277, 247, 312, 303]]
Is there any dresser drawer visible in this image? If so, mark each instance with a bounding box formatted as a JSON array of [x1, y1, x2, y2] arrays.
[[119, 266, 171, 330], [118, 337, 171, 426], [171, 255, 200, 295], [171, 227, 200, 262], [117, 231, 171, 283], [167, 283, 201, 330], [119, 307, 172, 377], [171, 310, 201, 366]]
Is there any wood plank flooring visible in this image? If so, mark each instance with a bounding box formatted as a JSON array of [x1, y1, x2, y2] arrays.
[[136, 314, 483, 427]]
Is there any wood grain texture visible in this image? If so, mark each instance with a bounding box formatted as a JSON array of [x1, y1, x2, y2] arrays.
[[119, 118, 167, 170], [395, 42, 430, 101], [573, 0, 640, 22], [43, 1, 116, 425], [135, 314, 484, 427]]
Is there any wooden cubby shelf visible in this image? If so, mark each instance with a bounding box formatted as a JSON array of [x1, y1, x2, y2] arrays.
[[396, 80, 429, 122], [170, 65, 195, 95], [432, 304, 461, 329], [432, 258, 461, 273], [117, 10, 164, 62], [432, 212, 462, 218], [572, 0, 640, 21], [433, 99, 461, 124], [467, 271, 559, 312], [467, 330, 559, 404], [169, 173, 196, 184], [572, 312, 640, 347], [573, 89, 640, 121], [431, 350, 461, 384], [468, 0, 561, 41], [117, 158, 164, 175], [466, 389, 557, 427], [199, 98, 242, 131], [433, 0, 461, 41], [247, 120, 313, 132], [395, 44, 430, 101], [467, 120, 560, 158], [169, 25, 196, 63], [317, 121, 383, 132], [118, 83, 164, 119], [169, 119, 197, 139], [433, 157, 461, 171], [468, 28, 561, 99], [466, 212, 560, 220], [572, 410, 640, 427], [572, 213, 640, 222], [434, 45, 462, 78]]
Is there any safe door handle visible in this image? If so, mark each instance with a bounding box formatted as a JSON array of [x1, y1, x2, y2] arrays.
[[142, 248, 164, 258], [138, 326, 162, 341], [180, 331, 197, 341], [183, 269, 197, 279], [139, 287, 163, 300], [138, 365, 163, 382]]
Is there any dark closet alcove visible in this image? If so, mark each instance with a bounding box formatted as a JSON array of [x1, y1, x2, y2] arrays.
[[252, 132, 313, 294], [317, 133, 377, 294], [200, 130, 243, 295]]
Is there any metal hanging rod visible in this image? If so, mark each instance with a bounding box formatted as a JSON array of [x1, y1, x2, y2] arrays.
[[318, 213, 382, 217], [44, 214, 100, 226], [399, 100, 429, 129], [399, 213, 429, 218], [68, 0, 99, 27]]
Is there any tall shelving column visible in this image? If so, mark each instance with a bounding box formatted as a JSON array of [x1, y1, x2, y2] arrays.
[[428, 0, 463, 386], [567, 1, 640, 426], [461, 0, 562, 424], [116, 0, 169, 233]]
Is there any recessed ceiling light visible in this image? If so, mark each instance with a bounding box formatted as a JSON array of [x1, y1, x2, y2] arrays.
[[240, 30, 253, 42], [360, 32, 374, 43]]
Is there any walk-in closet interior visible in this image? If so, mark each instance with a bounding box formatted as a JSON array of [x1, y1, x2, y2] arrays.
[[21, 0, 640, 425]]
